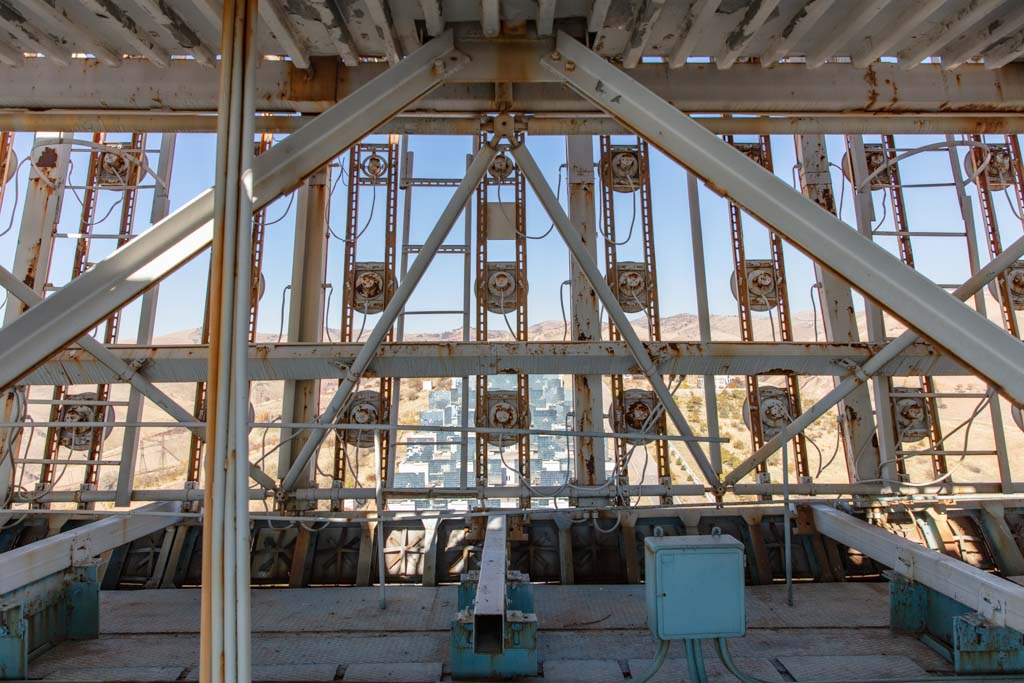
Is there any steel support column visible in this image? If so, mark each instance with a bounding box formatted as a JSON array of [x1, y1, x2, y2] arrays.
[[565, 136, 605, 489], [200, 1, 256, 679], [116, 133, 177, 507], [279, 143, 498, 493], [0, 33, 466, 392], [278, 167, 329, 506], [509, 142, 719, 488], [795, 134, 880, 482], [542, 32, 1024, 406]]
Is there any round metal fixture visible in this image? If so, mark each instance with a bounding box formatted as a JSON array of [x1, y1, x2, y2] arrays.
[[1012, 404, 1024, 432], [730, 261, 780, 311], [97, 144, 134, 187], [477, 390, 526, 447], [488, 153, 514, 181], [611, 389, 662, 445], [57, 393, 114, 451], [841, 144, 892, 191], [964, 146, 1014, 191], [477, 263, 524, 315], [337, 390, 383, 448], [601, 149, 642, 192], [351, 262, 395, 314], [742, 386, 791, 441], [360, 154, 387, 179], [987, 262, 1024, 310], [608, 262, 649, 313], [891, 388, 931, 443]]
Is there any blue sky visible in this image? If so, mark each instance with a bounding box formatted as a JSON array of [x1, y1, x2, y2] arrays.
[[0, 130, 1017, 340]]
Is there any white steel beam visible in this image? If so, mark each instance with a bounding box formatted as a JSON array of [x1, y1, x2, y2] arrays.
[[812, 505, 1024, 634], [588, 0, 611, 32], [278, 143, 498, 493], [259, 0, 310, 69], [716, 0, 781, 69], [511, 142, 719, 488], [481, 0, 500, 37], [11, 0, 120, 66], [78, 0, 171, 67], [668, 0, 720, 68], [0, 501, 183, 595], [309, 0, 359, 66], [851, 0, 945, 68], [898, 0, 1004, 69], [940, 3, 1024, 70], [0, 5, 71, 67], [0, 31, 466, 393], [19, 341, 978, 385], [0, 40, 20, 66], [759, 0, 835, 67], [621, 0, 666, 69], [536, 0, 555, 37], [133, 0, 216, 65], [803, 0, 891, 69], [982, 27, 1024, 70], [419, 0, 445, 37], [364, 0, 402, 65], [543, 31, 1024, 406]]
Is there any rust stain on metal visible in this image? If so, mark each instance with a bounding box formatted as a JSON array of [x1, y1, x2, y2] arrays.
[[36, 147, 58, 170]]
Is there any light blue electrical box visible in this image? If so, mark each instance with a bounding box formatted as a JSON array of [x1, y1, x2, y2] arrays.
[[644, 534, 746, 640]]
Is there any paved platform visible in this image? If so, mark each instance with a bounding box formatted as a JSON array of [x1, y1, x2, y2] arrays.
[[29, 582, 953, 681]]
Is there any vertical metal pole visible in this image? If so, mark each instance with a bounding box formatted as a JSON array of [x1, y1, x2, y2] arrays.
[[460, 149, 472, 489], [0, 132, 69, 508], [782, 428, 793, 606], [374, 430, 386, 609], [566, 136, 606, 489], [795, 135, 880, 483], [946, 135, 1013, 493], [387, 137, 413, 488], [847, 135, 898, 483], [201, 1, 256, 680], [116, 133, 177, 507], [278, 167, 329, 507], [686, 172, 722, 475]]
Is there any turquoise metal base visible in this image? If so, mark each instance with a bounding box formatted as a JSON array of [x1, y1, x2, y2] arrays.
[[0, 564, 99, 680], [889, 573, 1024, 675], [450, 570, 539, 680]]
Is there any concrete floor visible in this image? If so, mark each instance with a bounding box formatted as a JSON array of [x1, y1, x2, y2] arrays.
[[29, 582, 953, 681]]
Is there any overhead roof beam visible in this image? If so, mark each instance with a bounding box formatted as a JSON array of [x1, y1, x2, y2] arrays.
[[419, 0, 445, 37], [668, 0, 721, 68], [364, 0, 402, 65], [898, 0, 1004, 69], [0, 40, 20, 66], [716, 0, 781, 69], [851, 0, 945, 68], [759, 0, 835, 67], [11, 0, 120, 65], [803, 0, 891, 69], [133, 0, 215, 66], [79, 0, 170, 67], [982, 27, 1024, 70], [258, 0, 310, 69], [311, 0, 358, 66], [536, 0, 555, 37], [543, 31, 1024, 406], [481, 0, 500, 38], [940, 3, 1024, 70], [0, 1, 71, 66], [588, 0, 611, 32], [621, 0, 665, 69]]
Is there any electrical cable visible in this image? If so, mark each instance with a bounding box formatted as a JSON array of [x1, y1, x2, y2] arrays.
[[323, 284, 335, 343], [276, 285, 291, 342], [559, 279, 571, 341], [261, 192, 296, 227], [0, 156, 26, 238]]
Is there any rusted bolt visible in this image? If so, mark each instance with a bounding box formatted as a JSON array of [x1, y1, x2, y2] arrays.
[[565, 61, 576, 72], [432, 59, 445, 76], [550, 51, 561, 61]]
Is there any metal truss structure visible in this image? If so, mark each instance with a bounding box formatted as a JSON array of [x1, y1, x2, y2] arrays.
[[1, 1, 1024, 679]]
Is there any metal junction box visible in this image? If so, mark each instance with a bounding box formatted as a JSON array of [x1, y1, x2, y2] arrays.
[[644, 534, 745, 640]]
